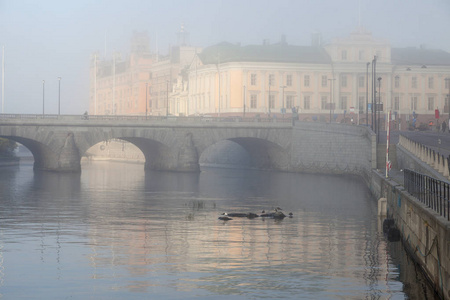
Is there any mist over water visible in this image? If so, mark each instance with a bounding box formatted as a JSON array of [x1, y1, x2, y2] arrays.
[[0, 161, 438, 299]]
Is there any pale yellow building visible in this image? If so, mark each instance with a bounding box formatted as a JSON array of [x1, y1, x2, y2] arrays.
[[185, 29, 450, 129]]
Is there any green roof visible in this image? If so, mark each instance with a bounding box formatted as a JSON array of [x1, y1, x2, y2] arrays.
[[199, 42, 331, 65], [391, 47, 450, 66]]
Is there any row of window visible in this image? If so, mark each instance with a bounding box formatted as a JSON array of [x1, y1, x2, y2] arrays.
[[341, 49, 383, 61], [249, 73, 450, 90], [251, 74, 294, 86], [244, 94, 443, 112]]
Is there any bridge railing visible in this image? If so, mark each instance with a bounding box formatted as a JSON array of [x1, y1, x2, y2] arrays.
[[0, 114, 293, 124], [404, 169, 450, 221], [398, 135, 450, 181]]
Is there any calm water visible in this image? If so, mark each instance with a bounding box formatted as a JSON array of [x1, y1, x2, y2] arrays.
[[0, 161, 438, 299]]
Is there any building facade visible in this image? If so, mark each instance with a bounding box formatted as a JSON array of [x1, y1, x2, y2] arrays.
[[89, 31, 152, 115], [185, 28, 450, 130], [89, 29, 199, 117], [89, 28, 450, 130]]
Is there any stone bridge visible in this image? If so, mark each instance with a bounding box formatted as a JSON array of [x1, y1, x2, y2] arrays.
[[0, 115, 376, 178]]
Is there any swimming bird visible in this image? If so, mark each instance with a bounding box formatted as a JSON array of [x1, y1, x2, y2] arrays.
[[288, 212, 293, 218], [272, 210, 286, 219], [218, 213, 233, 221]]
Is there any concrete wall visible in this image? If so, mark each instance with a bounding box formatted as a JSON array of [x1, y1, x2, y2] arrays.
[[290, 122, 376, 182], [372, 171, 450, 299]]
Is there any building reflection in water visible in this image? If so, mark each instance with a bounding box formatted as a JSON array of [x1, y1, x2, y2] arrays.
[[0, 162, 439, 299]]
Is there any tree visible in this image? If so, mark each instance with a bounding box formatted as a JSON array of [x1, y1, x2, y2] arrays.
[[0, 138, 17, 157]]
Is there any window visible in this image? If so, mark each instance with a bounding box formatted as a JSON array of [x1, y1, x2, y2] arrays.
[[286, 95, 294, 109], [428, 77, 434, 89], [304, 95, 310, 110], [250, 94, 257, 108], [268, 74, 274, 86], [340, 96, 347, 110], [321, 96, 328, 109], [446, 79, 450, 89], [269, 95, 275, 109], [394, 96, 400, 110], [286, 74, 292, 86], [411, 96, 418, 110], [358, 96, 364, 113], [358, 50, 364, 61], [395, 76, 400, 88], [304, 75, 310, 87], [428, 97, 434, 110], [359, 76, 364, 88], [341, 50, 347, 60], [341, 74, 347, 87], [321, 75, 328, 87], [412, 77, 417, 88], [251, 74, 257, 86]]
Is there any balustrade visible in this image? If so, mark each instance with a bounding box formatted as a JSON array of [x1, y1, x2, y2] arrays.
[[399, 135, 450, 181]]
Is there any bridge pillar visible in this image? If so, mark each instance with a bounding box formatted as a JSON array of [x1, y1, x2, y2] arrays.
[[34, 132, 81, 172], [176, 132, 200, 172], [143, 132, 199, 172]]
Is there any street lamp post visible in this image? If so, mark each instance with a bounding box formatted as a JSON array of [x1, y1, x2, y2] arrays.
[[145, 83, 148, 119], [243, 85, 246, 118], [58, 77, 61, 116], [328, 78, 335, 123], [42, 80, 45, 116], [268, 74, 272, 116], [372, 56, 377, 131], [280, 85, 286, 118], [377, 77, 382, 143], [446, 78, 450, 120], [166, 80, 169, 117], [366, 62, 370, 126]]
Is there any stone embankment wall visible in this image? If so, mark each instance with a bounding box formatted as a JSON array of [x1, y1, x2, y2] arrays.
[[0, 157, 19, 167], [290, 122, 376, 181], [372, 171, 450, 299]]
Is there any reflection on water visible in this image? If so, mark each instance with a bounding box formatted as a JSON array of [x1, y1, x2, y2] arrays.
[[0, 161, 438, 299]]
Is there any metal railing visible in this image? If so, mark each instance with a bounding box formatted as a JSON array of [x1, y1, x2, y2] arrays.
[[404, 169, 450, 221]]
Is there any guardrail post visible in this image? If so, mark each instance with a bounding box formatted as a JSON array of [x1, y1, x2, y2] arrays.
[[433, 150, 437, 169], [444, 156, 449, 177]]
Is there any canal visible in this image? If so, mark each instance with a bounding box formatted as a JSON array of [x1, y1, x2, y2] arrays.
[[0, 161, 439, 299]]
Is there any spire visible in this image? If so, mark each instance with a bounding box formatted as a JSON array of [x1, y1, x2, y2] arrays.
[[177, 23, 190, 46]]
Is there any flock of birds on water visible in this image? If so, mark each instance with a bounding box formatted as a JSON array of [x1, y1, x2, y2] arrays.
[[218, 207, 293, 221]]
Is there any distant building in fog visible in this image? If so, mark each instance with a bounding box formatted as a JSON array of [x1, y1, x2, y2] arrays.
[[89, 31, 152, 115], [89, 27, 450, 129], [89, 27, 199, 116]]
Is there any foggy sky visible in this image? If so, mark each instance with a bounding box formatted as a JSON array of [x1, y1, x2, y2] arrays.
[[1, 0, 449, 114]]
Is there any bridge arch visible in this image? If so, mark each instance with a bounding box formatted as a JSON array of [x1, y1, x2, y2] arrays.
[[78, 129, 200, 172], [1, 134, 81, 172], [199, 137, 289, 170]]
